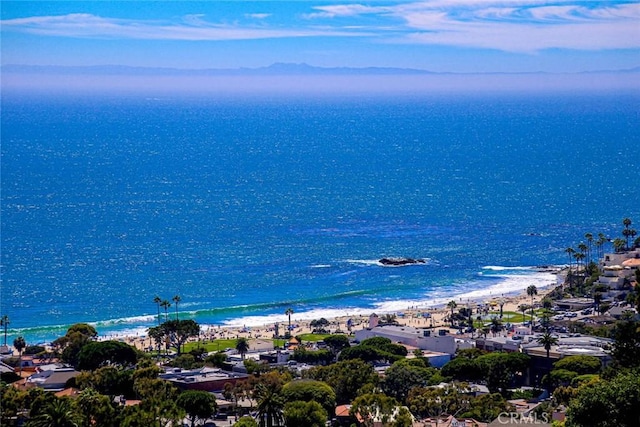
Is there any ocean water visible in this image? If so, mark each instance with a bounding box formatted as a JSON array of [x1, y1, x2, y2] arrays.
[[1, 91, 639, 344]]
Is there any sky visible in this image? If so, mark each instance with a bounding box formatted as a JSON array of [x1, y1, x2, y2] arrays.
[[1, 0, 640, 73]]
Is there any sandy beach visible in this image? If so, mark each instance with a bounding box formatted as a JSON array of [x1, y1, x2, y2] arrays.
[[120, 284, 556, 352]]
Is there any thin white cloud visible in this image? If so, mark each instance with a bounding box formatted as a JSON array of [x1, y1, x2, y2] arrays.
[[0, 13, 365, 41], [304, 4, 385, 19], [306, 0, 640, 52], [245, 13, 272, 20], [2, 2, 639, 52]]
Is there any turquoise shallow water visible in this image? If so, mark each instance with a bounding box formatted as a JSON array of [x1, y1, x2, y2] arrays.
[[1, 92, 639, 343]]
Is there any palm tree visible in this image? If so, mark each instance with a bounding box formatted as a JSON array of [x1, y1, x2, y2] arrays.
[[490, 317, 503, 336], [526, 285, 538, 331], [254, 382, 285, 427], [172, 295, 181, 321], [537, 332, 559, 359], [0, 315, 9, 347], [236, 337, 250, 360], [597, 233, 607, 260], [498, 299, 505, 319], [594, 292, 603, 314], [447, 300, 457, 326], [613, 238, 626, 253], [160, 300, 171, 322], [285, 308, 294, 335], [153, 296, 162, 325], [13, 336, 26, 374], [623, 218, 632, 249], [565, 247, 575, 271], [27, 397, 80, 427], [577, 243, 588, 274], [519, 304, 530, 324], [585, 233, 593, 265]]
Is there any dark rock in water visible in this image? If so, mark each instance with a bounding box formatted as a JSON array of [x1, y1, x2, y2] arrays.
[[379, 257, 426, 266]]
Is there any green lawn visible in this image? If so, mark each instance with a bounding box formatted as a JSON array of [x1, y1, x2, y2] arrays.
[[183, 339, 238, 353]]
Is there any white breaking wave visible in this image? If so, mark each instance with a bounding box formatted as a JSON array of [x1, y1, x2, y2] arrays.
[[481, 265, 535, 271]]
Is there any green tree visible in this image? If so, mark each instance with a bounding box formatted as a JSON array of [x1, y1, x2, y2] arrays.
[[447, 301, 457, 326], [461, 393, 513, 423], [285, 308, 294, 336], [537, 332, 559, 359], [235, 337, 250, 360], [129, 377, 183, 427], [160, 300, 171, 322], [176, 390, 217, 427], [478, 352, 530, 393], [519, 304, 529, 324], [305, 359, 378, 404], [76, 388, 115, 427], [152, 296, 162, 326], [622, 218, 633, 250], [382, 359, 436, 403], [13, 336, 26, 374], [234, 417, 258, 427], [441, 357, 482, 382], [26, 397, 80, 427], [254, 382, 285, 427], [323, 335, 350, 356], [1, 315, 9, 347], [147, 319, 199, 356], [350, 393, 401, 427], [76, 340, 138, 371], [52, 324, 98, 368], [526, 285, 538, 326], [283, 400, 327, 427], [281, 379, 336, 415], [611, 317, 640, 368], [566, 370, 640, 427], [172, 295, 181, 321], [553, 355, 601, 375], [490, 317, 503, 336]]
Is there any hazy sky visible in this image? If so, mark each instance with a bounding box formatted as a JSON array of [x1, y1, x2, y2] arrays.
[[2, 0, 639, 73]]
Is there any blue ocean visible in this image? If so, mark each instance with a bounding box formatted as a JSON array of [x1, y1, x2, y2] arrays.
[[1, 91, 639, 344]]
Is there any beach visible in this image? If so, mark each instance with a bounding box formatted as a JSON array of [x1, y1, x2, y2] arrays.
[[119, 281, 557, 353]]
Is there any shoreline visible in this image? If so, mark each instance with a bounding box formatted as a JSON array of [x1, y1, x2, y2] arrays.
[[5, 266, 561, 348]]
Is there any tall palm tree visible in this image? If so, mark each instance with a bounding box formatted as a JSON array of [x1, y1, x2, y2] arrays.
[[254, 382, 285, 427], [160, 300, 171, 323], [623, 218, 632, 249], [447, 300, 457, 326], [526, 285, 538, 331], [0, 315, 9, 347], [519, 304, 530, 324], [13, 336, 26, 374], [285, 308, 294, 334], [574, 252, 586, 276], [537, 332, 558, 359], [577, 243, 588, 274], [597, 233, 607, 260], [172, 295, 181, 321], [498, 299, 505, 319], [585, 233, 593, 265], [153, 296, 162, 326], [236, 337, 250, 360], [565, 247, 575, 271]]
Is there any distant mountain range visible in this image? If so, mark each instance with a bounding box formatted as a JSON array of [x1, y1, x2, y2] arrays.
[[3, 63, 640, 76]]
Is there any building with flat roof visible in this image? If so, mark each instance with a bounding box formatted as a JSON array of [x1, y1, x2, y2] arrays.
[[160, 366, 248, 392], [355, 325, 457, 355]]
